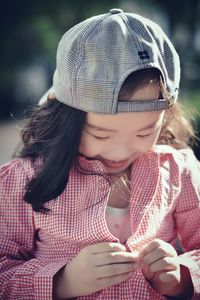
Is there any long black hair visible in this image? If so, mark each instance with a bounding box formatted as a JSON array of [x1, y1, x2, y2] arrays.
[[17, 100, 86, 212]]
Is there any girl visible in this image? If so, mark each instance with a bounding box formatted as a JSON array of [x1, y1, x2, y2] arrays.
[[0, 8, 200, 300]]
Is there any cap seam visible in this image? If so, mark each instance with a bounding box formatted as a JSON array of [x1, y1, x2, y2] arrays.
[[71, 13, 109, 105], [122, 13, 149, 63], [111, 13, 153, 113]]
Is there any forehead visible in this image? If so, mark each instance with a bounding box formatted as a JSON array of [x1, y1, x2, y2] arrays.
[[86, 110, 164, 132], [86, 81, 163, 131]]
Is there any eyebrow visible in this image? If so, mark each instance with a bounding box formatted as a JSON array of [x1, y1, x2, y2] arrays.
[[85, 121, 159, 133], [86, 123, 117, 132]]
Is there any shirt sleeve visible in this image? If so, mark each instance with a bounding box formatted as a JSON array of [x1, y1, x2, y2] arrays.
[[0, 159, 67, 300], [173, 149, 200, 298]]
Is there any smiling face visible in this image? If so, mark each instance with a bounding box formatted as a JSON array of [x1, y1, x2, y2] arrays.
[[79, 80, 165, 174]]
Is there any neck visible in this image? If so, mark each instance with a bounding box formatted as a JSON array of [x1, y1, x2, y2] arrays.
[[107, 167, 131, 209], [108, 166, 131, 184]]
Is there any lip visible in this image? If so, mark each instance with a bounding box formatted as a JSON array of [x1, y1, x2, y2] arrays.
[[101, 158, 129, 169]]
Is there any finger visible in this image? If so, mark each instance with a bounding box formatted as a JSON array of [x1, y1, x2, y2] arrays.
[[95, 251, 139, 266], [139, 239, 177, 258], [97, 271, 133, 289], [141, 246, 175, 266], [139, 239, 165, 257], [148, 257, 179, 273], [91, 242, 127, 254], [158, 270, 180, 283], [96, 262, 137, 279]]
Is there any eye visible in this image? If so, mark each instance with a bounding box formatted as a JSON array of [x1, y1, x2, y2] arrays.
[[85, 130, 110, 140], [137, 132, 153, 138], [92, 135, 110, 140]]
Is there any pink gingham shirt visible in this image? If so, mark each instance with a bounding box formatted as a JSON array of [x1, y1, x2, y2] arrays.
[[0, 145, 200, 299]]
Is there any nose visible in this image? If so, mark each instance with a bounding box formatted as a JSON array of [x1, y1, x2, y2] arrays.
[[107, 143, 135, 161]]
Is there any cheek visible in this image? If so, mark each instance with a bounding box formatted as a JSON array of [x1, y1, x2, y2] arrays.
[[137, 132, 160, 152], [79, 134, 103, 157], [148, 130, 161, 147]]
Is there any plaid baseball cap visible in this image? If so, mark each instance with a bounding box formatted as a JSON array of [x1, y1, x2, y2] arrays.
[[48, 8, 181, 113]]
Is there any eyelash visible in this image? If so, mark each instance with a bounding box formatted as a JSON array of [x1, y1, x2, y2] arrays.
[[92, 135, 110, 140], [137, 132, 153, 138], [90, 132, 154, 140]]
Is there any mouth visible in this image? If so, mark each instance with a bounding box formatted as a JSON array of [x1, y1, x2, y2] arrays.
[[101, 158, 129, 169]]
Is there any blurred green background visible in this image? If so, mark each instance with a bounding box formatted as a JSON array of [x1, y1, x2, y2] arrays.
[[0, 0, 200, 162]]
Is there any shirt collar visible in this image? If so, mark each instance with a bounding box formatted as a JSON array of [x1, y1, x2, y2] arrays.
[[76, 154, 107, 174]]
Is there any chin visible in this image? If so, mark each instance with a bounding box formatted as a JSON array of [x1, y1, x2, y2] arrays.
[[105, 163, 131, 175]]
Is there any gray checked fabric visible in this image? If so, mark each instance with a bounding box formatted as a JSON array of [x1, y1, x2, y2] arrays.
[[52, 8, 180, 113]]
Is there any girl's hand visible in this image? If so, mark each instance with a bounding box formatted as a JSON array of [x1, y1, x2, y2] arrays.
[[55, 242, 139, 298], [138, 239, 193, 298]]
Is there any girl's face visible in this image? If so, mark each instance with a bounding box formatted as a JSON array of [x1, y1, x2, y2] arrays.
[[79, 82, 165, 174]]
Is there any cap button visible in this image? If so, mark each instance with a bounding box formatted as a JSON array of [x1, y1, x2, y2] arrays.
[[109, 8, 123, 15]]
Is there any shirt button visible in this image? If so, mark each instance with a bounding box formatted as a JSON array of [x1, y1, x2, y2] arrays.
[[109, 8, 123, 15]]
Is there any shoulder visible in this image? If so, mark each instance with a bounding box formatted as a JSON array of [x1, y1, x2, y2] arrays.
[[151, 146, 200, 204], [152, 145, 199, 166], [0, 159, 36, 236], [0, 158, 44, 215], [152, 145, 200, 180], [0, 158, 42, 193]]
